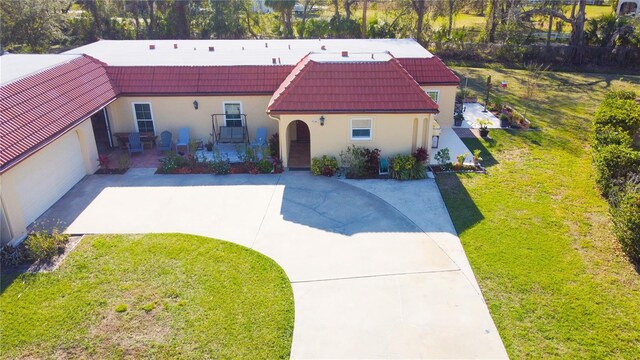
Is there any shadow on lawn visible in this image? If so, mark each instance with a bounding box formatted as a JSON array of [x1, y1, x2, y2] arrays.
[[461, 138, 499, 168], [435, 173, 484, 235]]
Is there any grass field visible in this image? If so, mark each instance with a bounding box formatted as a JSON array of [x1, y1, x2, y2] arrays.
[[436, 67, 640, 357], [0, 234, 294, 359], [433, 5, 613, 32]]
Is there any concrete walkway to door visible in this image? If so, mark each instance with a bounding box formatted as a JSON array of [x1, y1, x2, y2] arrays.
[[38, 169, 508, 359]]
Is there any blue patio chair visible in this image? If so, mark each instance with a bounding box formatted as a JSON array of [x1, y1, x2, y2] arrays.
[[379, 158, 390, 175], [175, 127, 190, 154], [250, 127, 267, 148], [127, 132, 144, 156], [157, 131, 172, 154]]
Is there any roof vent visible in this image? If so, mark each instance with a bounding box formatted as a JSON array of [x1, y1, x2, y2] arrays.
[[242, 46, 245, 50], [209, 46, 214, 52], [288, 44, 291, 50], [149, 44, 156, 50], [174, 43, 178, 49], [341, 51, 348, 57], [321, 45, 326, 51], [272, 58, 277, 65], [371, 53, 374, 59], [278, 57, 281, 64], [265, 42, 268, 48]]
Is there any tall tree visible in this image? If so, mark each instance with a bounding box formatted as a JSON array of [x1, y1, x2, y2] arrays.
[[361, 0, 368, 38], [265, 0, 295, 38], [343, 0, 358, 20], [297, 0, 322, 38], [168, 0, 190, 38], [411, 0, 429, 43], [0, 0, 67, 52]]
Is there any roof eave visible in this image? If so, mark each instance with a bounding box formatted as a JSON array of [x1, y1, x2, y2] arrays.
[[0, 97, 117, 174], [268, 109, 439, 115]]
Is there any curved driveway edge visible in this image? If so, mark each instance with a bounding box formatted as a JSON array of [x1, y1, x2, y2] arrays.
[[39, 169, 508, 359]]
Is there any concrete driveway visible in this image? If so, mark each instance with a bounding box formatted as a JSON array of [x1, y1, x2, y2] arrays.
[[39, 169, 508, 359]]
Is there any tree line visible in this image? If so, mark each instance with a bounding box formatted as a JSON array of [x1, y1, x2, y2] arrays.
[[1, 0, 638, 66]]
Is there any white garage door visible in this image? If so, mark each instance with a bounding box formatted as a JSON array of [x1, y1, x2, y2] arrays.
[[16, 131, 86, 227]]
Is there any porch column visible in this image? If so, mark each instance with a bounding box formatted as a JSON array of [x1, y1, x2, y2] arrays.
[[279, 117, 290, 168]]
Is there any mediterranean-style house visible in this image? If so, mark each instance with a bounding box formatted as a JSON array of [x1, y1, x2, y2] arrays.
[[0, 39, 459, 245]]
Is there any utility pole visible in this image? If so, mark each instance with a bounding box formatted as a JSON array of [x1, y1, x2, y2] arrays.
[[483, 75, 492, 112]]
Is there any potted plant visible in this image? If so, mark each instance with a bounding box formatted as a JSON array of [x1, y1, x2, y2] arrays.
[[499, 113, 510, 128], [454, 113, 464, 127], [205, 141, 213, 151], [472, 149, 482, 166], [477, 119, 491, 138]]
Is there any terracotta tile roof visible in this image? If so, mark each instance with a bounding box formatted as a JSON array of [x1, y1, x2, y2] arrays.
[[0, 55, 117, 172], [107, 65, 294, 95], [267, 57, 439, 114], [398, 57, 459, 85]]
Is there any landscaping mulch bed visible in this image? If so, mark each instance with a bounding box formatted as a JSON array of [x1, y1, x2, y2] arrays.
[[1, 235, 84, 276], [430, 164, 486, 175], [94, 168, 128, 175]]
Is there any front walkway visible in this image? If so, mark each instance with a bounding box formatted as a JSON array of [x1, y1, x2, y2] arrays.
[[38, 171, 507, 359], [430, 127, 473, 164]]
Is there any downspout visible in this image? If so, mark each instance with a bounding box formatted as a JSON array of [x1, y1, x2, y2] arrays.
[[268, 113, 283, 165]]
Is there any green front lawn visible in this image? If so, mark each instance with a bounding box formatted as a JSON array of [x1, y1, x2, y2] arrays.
[[0, 234, 294, 359], [437, 67, 640, 358]]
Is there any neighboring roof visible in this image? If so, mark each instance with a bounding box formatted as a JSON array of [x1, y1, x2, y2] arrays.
[[267, 56, 439, 114], [398, 57, 460, 85], [66, 39, 433, 66], [0, 55, 118, 172], [0, 54, 83, 85], [107, 65, 294, 95]]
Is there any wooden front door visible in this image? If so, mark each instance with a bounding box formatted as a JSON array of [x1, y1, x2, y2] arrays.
[[296, 120, 310, 143]]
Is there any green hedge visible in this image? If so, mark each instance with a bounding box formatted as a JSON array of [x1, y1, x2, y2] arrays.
[[593, 98, 640, 136], [592, 90, 640, 263], [611, 184, 640, 262], [594, 144, 640, 198]]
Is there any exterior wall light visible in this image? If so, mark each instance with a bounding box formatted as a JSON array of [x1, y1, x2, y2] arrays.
[[193, 100, 199, 110], [320, 115, 325, 126]]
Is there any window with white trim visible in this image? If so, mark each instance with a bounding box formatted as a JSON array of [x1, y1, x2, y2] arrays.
[[133, 103, 155, 133], [351, 118, 372, 140], [224, 102, 243, 127], [425, 90, 440, 103]]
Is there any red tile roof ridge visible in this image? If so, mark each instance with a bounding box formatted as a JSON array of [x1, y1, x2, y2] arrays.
[[267, 56, 440, 114], [387, 56, 439, 111], [267, 54, 313, 112]]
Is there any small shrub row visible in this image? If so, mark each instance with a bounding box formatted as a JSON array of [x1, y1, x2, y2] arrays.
[[314, 145, 430, 180], [339, 145, 381, 179], [591, 89, 640, 263], [390, 154, 425, 180], [311, 155, 339, 176], [1, 227, 69, 267], [157, 149, 281, 175]]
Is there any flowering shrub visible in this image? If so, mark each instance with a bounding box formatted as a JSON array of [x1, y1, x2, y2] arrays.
[[412, 147, 428, 163], [311, 155, 339, 177], [272, 157, 284, 174], [158, 152, 188, 173], [98, 154, 110, 169], [339, 145, 380, 178], [256, 159, 274, 174], [390, 154, 425, 180], [210, 160, 230, 175]]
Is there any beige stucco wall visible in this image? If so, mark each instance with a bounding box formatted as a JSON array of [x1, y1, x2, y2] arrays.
[[107, 95, 278, 145], [421, 85, 457, 128], [277, 113, 434, 167], [0, 119, 98, 245]]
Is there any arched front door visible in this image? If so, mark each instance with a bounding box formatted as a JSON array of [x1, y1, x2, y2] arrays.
[[287, 120, 311, 169]]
